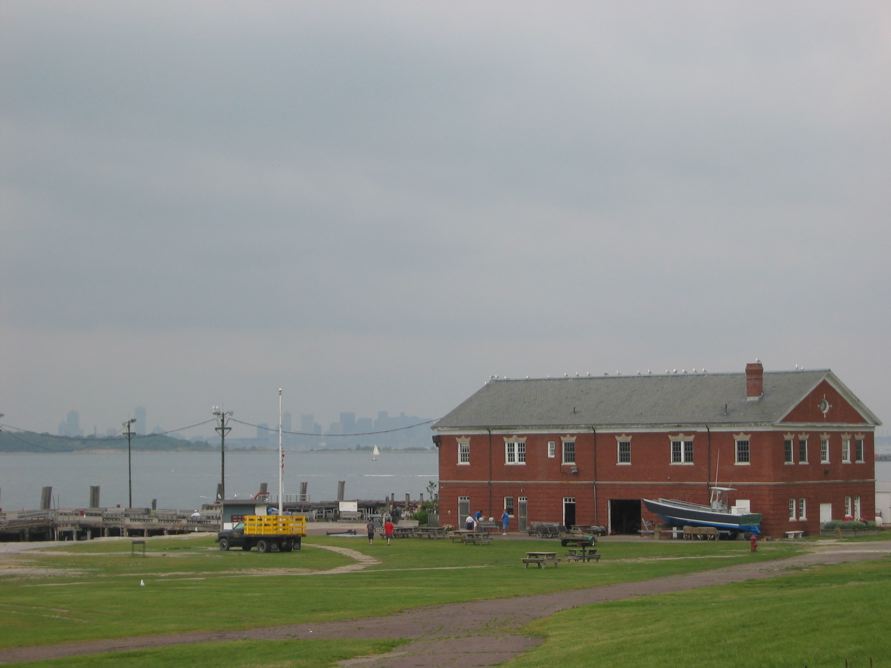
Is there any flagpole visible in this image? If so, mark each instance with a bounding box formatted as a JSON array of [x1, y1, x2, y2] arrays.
[[278, 387, 284, 516]]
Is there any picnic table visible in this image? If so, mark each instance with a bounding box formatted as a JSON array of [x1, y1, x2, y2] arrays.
[[450, 530, 491, 544], [565, 545, 600, 562], [522, 551, 559, 568], [560, 534, 596, 547]]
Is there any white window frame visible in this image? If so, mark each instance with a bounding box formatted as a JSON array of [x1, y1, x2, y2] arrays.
[[798, 498, 807, 521], [504, 438, 526, 465], [844, 496, 852, 517], [855, 436, 865, 463], [820, 435, 830, 464], [783, 435, 795, 464], [734, 433, 751, 465], [616, 437, 631, 465], [547, 441, 556, 459], [854, 496, 862, 520], [788, 498, 797, 521], [841, 436, 851, 464], [670, 435, 694, 464], [457, 439, 470, 465], [798, 435, 809, 464], [503, 496, 514, 515], [561, 437, 576, 465]]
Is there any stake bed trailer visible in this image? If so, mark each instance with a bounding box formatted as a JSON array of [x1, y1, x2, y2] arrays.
[[217, 515, 307, 553]]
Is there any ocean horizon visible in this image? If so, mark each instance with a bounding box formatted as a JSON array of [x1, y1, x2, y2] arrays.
[[0, 449, 439, 511]]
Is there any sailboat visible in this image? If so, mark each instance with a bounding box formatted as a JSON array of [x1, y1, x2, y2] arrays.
[[371, 445, 381, 462]]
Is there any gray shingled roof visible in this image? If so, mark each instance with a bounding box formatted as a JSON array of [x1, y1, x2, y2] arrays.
[[433, 370, 878, 430]]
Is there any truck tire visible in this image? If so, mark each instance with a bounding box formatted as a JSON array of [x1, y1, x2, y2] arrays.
[[280, 541, 292, 552], [219, 538, 230, 551], [293, 537, 302, 551], [256, 539, 269, 553]]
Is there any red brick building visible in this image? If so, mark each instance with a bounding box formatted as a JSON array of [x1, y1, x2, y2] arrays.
[[433, 362, 881, 538]]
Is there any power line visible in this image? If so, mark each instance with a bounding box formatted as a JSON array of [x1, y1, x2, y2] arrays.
[[0, 415, 438, 442], [134, 417, 217, 437], [230, 416, 439, 437], [0, 427, 55, 451]]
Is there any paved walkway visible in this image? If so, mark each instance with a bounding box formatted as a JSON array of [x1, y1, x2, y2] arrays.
[[1, 540, 889, 666]]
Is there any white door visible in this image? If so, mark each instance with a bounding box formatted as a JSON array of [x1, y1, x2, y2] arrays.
[[820, 503, 832, 524]]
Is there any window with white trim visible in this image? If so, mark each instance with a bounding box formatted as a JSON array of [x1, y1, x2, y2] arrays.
[[504, 496, 514, 515], [854, 496, 862, 520], [820, 436, 830, 464], [798, 436, 809, 464], [855, 437, 865, 463], [458, 439, 470, 465], [734, 434, 751, 465], [504, 439, 526, 465], [798, 498, 807, 520], [617, 440, 631, 464], [844, 496, 852, 517], [841, 436, 851, 463], [547, 441, 556, 459], [671, 437, 694, 464], [562, 439, 576, 465], [784, 436, 794, 464], [788, 498, 797, 520]]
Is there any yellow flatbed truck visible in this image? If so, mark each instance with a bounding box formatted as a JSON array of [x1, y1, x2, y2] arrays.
[[217, 515, 307, 553]]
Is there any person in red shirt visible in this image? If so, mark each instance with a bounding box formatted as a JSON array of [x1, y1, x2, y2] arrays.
[[384, 518, 395, 545]]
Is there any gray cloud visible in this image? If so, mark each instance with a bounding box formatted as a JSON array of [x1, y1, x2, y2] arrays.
[[2, 2, 889, 435]]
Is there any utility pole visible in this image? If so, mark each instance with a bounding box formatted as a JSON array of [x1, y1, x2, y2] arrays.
[[278, 388, 284, 516], [213, 407, 232, 507], [122, 418, 136, 508]]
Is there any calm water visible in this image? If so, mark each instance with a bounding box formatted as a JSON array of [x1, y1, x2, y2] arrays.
[[0, 449, 439, 511], [1, 450, 887, 512]]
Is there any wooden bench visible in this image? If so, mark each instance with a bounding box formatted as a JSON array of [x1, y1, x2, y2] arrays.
[[784, 530, 805, 539], [523, 551, 559, 568]]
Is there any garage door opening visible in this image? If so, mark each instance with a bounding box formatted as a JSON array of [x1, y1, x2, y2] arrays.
[[609, 499, 642, 535]]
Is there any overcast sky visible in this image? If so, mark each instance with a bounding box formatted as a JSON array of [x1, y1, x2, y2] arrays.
[[2, 2, 889, 439]]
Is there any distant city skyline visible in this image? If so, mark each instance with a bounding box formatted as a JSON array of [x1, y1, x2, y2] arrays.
[[45, 406, 433, 446]]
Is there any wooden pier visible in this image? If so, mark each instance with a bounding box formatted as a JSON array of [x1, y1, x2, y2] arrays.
[[0, 507, 220, 542]]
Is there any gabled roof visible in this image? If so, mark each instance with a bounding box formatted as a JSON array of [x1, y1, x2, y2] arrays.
[[434, 369, 881, 431]]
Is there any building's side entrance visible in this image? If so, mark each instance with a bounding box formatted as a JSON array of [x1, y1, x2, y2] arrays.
[[820, 502, 832, 525], [609, 499, 642, 535], [518, 496, 528, 531], [563, 497, 576, 528], [458, 496, 470, 523]]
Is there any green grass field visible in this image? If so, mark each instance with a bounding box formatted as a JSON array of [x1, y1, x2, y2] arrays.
[[1, 534, 885, 666], [510, 558, 891, 668]]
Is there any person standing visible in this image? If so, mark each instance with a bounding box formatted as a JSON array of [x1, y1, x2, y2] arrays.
[[366, 519, 375, 544], [501, 509, 510, 535], [384, 518, 395, 545]]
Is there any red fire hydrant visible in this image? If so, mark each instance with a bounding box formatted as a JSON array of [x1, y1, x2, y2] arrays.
[[750, 534, 758, 552]]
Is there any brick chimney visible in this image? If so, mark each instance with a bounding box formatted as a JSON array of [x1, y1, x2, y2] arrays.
[[745, 360, 764, 400]]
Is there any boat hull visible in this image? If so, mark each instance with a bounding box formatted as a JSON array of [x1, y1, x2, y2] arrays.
[[643, 498, 761, 534]]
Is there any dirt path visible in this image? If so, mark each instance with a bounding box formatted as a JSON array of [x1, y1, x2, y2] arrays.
[[1, 541, 889, 666]]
